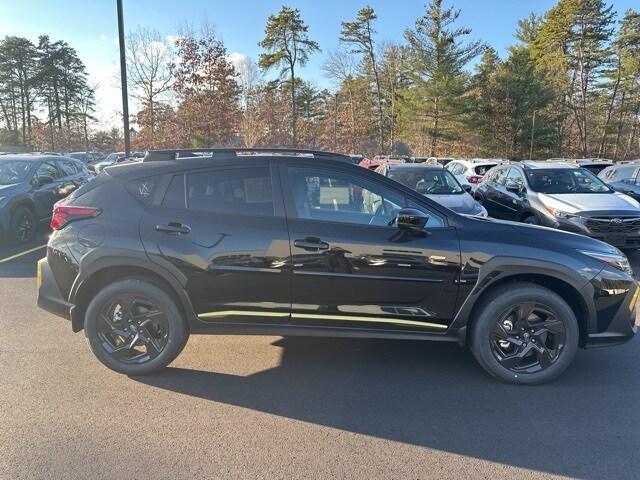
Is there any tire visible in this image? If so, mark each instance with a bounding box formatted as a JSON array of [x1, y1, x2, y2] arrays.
[[84, 278, 189, 375], [523, 214, 539, 225], [10, 206, 36, 244], [470, 283, 579, 385]]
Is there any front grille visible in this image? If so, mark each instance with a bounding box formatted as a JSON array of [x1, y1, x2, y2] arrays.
[[584, 216, 640, 234]]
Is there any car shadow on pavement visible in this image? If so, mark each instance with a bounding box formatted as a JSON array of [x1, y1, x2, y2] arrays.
[[135, 335, 639, 479]]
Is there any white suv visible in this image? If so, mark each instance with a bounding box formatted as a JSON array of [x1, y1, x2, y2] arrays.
[[445, 159, 501, 191]]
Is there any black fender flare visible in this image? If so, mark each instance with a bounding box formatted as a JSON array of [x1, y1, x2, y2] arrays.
[[68, 248, 197, 331], [451, 255, 600, 335]]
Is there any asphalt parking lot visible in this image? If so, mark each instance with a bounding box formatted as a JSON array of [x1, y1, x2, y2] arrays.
[[1, 232, 639, 479]]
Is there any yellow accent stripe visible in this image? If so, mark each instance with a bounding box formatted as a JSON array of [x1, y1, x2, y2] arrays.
[[199, 310, 290, 319], [629, 286, 640, 312], [291, 313, 447, 330], [0, 244, 46, 264], [36, 260, 42, 290]]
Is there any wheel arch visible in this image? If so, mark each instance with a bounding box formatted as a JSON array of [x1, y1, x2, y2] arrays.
[[69, 258, 197, 333], [461, 273, 590, 347]]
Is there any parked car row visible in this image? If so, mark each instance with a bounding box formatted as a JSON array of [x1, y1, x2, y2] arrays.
[[364, 155, 640, 251]]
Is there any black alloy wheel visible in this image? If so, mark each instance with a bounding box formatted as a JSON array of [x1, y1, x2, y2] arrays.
[[470, 283, 579, 384], [97, 295, 169, 364], [11, 207, 36, 244], [490, 302, 566, 374]]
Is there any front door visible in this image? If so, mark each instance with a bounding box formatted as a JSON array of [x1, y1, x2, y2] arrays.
[[282, 164, 461, 332], [140, 163, 291, 324]]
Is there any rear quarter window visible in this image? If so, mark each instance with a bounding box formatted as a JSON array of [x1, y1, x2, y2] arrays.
[[186, 167, 274, 216]]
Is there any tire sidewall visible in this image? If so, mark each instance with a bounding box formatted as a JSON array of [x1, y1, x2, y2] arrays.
[[10, 206, 36, 244], [471, 284, 579, 385], [84, 278, 188, 375]]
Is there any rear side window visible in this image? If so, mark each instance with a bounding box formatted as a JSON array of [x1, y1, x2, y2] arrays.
[[58, 159, 79, 176], [474, 164, 497, 176], [162, 174, 185, 208], [126, 176, 160, 205], [186, 167, 274, 216]]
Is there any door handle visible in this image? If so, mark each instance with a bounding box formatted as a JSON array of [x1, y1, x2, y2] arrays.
[[156, 222, 191, 234], [294, 237, 329, 251]]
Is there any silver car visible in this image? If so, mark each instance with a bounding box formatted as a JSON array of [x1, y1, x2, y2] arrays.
[[475, 161, 640, 249], [376, 163, 488, 217]]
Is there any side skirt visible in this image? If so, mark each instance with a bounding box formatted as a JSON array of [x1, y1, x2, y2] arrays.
[[189, 322, 461, 344]]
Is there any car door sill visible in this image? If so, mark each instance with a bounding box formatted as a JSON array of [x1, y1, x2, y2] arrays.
[[190, 322, 456, 342]]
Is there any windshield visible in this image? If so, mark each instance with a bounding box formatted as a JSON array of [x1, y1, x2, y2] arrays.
[[388, 168, 464, 194], [0, 160, 33, 185], [103, 153, 121, 163], [525, 168, 612, 194]]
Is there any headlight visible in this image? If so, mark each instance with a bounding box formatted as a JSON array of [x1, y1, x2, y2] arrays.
[[579, 249, 632, 273], [546, 206, 578, 219]]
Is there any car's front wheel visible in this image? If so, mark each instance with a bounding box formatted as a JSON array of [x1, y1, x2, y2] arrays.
[[84, 278, 189, 375], [470, 283, 579, 385]]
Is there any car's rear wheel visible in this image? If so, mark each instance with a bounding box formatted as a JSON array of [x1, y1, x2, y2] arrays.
[[470, 283, 579, 385], [10, 206, 36, 244], [84, 278, 189, 375]]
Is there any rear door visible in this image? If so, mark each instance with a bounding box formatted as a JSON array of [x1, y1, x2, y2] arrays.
[[140, 162, 292, 323], [31, 161, 66, 220], [281, 163, 461, 331], [481, 166, 509, 218]]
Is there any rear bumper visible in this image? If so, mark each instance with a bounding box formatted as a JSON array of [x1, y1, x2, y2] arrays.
[[37, 258, 73, 321]]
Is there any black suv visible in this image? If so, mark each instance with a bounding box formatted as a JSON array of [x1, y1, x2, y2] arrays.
[[37, 149, 637, 384]]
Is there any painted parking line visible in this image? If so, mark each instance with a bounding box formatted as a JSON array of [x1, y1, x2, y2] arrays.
[[0, 244, 47, 264]]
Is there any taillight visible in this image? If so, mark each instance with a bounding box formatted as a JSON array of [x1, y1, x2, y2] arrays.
[[467, 175, 483, 184], [50, 203, 101, 230]]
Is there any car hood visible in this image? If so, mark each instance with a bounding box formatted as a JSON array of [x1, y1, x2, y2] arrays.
[[465, 215, 621, 255], [538, 192, 640, 213], [426, 192, 480, 214]]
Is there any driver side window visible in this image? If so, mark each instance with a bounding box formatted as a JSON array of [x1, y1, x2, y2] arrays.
[[34, 162, 60, 184], [287, 167, 402, 227]]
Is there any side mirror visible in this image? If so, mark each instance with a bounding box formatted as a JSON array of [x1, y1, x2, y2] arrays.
[[463, 185, 473, 193], [506, 183, 523, 194], [393, 208, 429, 231]]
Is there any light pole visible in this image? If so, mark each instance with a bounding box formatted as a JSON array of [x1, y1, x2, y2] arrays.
[[117, 0, 130, 156], [529, 110, 536, 160]]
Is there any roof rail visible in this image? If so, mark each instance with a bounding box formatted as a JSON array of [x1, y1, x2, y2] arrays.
[[143, 147, 353, 163]]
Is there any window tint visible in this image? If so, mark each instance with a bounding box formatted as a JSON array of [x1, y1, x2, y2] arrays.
[[474, 164, 497, 176], [493, 167, 508, 185], [287, 167, 445, 228], [505, 168, 524, 189], [187, 167, 274, 216], [34, 161, 60, 181], [59, 159, 79, 176], [162, 174, 185, 208]]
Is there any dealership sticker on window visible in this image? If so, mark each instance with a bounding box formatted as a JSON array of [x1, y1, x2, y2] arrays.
[[319, 186, 350, 205]]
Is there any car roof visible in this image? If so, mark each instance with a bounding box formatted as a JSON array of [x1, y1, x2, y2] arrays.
[[0, 154, 61, 163], [520, 161, 579, 169], [452, 159, 499, 166], [106, 153, 355, 178], [388, 163, 444, 170]]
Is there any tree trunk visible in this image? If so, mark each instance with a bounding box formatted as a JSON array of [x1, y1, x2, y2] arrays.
[[612, 90, 626, 161], [289, 63, 297, 146], [429, 97, 440, 157], [598, 57, 621, 156]]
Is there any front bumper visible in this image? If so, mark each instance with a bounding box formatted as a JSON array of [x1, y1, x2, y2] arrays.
[[37, 258, 73, 321], [554, 216, 640, 249], [583, 268, 638, 348]]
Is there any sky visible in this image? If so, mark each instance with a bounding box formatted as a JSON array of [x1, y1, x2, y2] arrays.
[[0, 0, 638, 128]]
